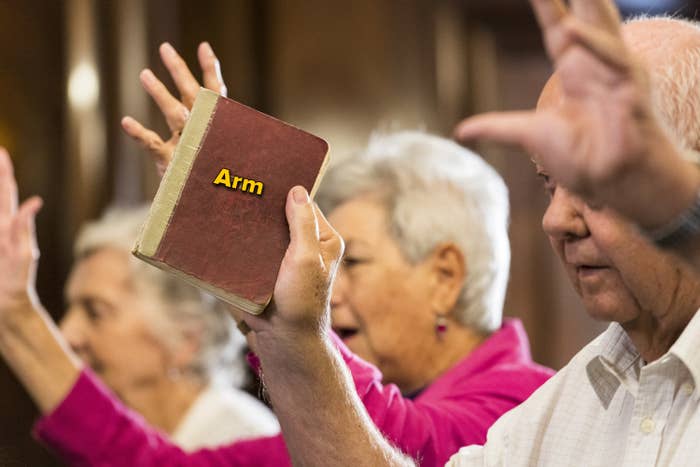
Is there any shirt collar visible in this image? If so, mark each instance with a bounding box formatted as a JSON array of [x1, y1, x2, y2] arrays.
[[669, 308, 700, 402], [587, 310, 700, 407], [586, 323, 642, 409]]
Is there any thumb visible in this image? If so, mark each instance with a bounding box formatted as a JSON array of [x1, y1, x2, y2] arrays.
[[285, 186, 319, 255], [312, 203, 344, 272]]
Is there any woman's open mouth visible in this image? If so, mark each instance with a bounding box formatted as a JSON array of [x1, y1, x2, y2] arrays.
[[333, 327, 359, 341]]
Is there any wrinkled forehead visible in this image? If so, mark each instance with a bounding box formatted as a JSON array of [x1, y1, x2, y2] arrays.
[[530, 75, 563, 168], [66, 248, 134, 296]]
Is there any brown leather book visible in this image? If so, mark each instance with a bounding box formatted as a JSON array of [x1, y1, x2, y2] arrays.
[[134, 88, 329, 314]]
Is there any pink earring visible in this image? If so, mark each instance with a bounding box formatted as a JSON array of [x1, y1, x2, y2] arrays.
[[435, 314, 448, 339]]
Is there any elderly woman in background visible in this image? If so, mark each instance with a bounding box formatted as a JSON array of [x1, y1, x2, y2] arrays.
[[60, 207, 279, 450], [319, 131, 518, 396]]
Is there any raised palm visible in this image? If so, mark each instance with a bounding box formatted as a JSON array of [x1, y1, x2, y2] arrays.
[[0, 149, 42, 316], [121, 42, 227, 176], [455, 0, 687, 227]]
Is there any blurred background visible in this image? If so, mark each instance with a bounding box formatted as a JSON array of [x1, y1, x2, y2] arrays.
[[0, 0, 696, 464]]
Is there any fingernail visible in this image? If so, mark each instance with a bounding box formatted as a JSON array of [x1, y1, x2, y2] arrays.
[[161, 42, 176, 57], [292, 186, 310, 204], [140, 69, 155, 84], [0, 148, 10, 170], [203, 41, 214, 56], [33, 197, 44, 212]]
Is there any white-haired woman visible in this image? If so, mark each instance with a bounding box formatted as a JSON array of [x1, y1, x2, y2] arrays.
[[320, 131, 515, 395], [59, 207, 279, 451]]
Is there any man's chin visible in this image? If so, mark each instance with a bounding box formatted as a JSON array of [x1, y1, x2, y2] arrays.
[[581, 293, 639, 324]]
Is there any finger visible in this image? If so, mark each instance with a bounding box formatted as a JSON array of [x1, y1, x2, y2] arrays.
[[140, 69, 190, 132], [121, 116, 171, 165], [312, 203, 344, 271], [160, 42, 201, 108], [236, 319, 252, 336], [570, 0, 621, 34], [228, 304, 245, 322], [228, 304, 268, 340], [286, 186, 320, 255], [454, 110, 545, 154], [455, 111, 579, 182], [529, 0, 567, 31], [12, 196, 42, 258], [563, 17, 631, 72], [0, 147, 18, 217], [529, 1, 575, 62], [198, 42, 228, 96], [455, 110, 579, 178]]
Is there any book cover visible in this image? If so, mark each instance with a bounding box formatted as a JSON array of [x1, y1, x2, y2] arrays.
[[133, 88, 330, 314]]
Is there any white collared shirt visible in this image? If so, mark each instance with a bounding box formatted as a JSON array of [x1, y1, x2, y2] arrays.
[[448, 309, 700, 467], [171, 383, 280, 452]]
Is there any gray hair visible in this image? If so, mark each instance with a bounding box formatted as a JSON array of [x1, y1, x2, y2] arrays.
[[624, 16, 700, 155], [317, 131, 510, 333], [74, 206, 246, 386]]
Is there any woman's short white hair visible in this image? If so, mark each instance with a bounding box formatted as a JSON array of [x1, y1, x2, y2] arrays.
[[74, 206, 246, 386], [317, 131, 510, 333]]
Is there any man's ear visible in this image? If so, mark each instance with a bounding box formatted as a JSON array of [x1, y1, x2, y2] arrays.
[[427, 243, 466, 316]]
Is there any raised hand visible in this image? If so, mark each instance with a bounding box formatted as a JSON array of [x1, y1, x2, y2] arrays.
[[0, 148, 82, 413], [231, 187, 344, 351], [121, 42, 227, 176], [227, 188, 412, 467], [454, 0, 700, 230], [0, 148, 43, 318]]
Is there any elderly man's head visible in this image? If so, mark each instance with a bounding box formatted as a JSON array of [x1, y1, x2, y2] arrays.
[[539, 17, 700, 152], [317, 131, 510, 390], [61, 207, 245, 397], [538, 17, 700, 331]]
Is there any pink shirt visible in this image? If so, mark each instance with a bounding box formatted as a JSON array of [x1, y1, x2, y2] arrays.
[[35, 319, 552, 466]]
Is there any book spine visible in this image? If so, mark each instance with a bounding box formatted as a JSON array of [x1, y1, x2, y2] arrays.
[[134, 88, 219, 256]]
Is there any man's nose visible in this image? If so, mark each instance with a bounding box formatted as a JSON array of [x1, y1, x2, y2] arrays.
[[542, 187, 589, 240]]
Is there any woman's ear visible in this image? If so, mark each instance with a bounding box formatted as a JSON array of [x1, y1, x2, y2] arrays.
[[171, 326, 202, 375], [427, 243, 466, 316]]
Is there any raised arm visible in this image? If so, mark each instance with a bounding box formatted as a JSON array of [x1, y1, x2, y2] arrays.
[[0, 143, 411, 466], [455, 0, 700, 264], [36, 306, 533, 466], [232, 191, 415, 467], [0, 148, 82, 413], [121, 42, 226, 175]]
